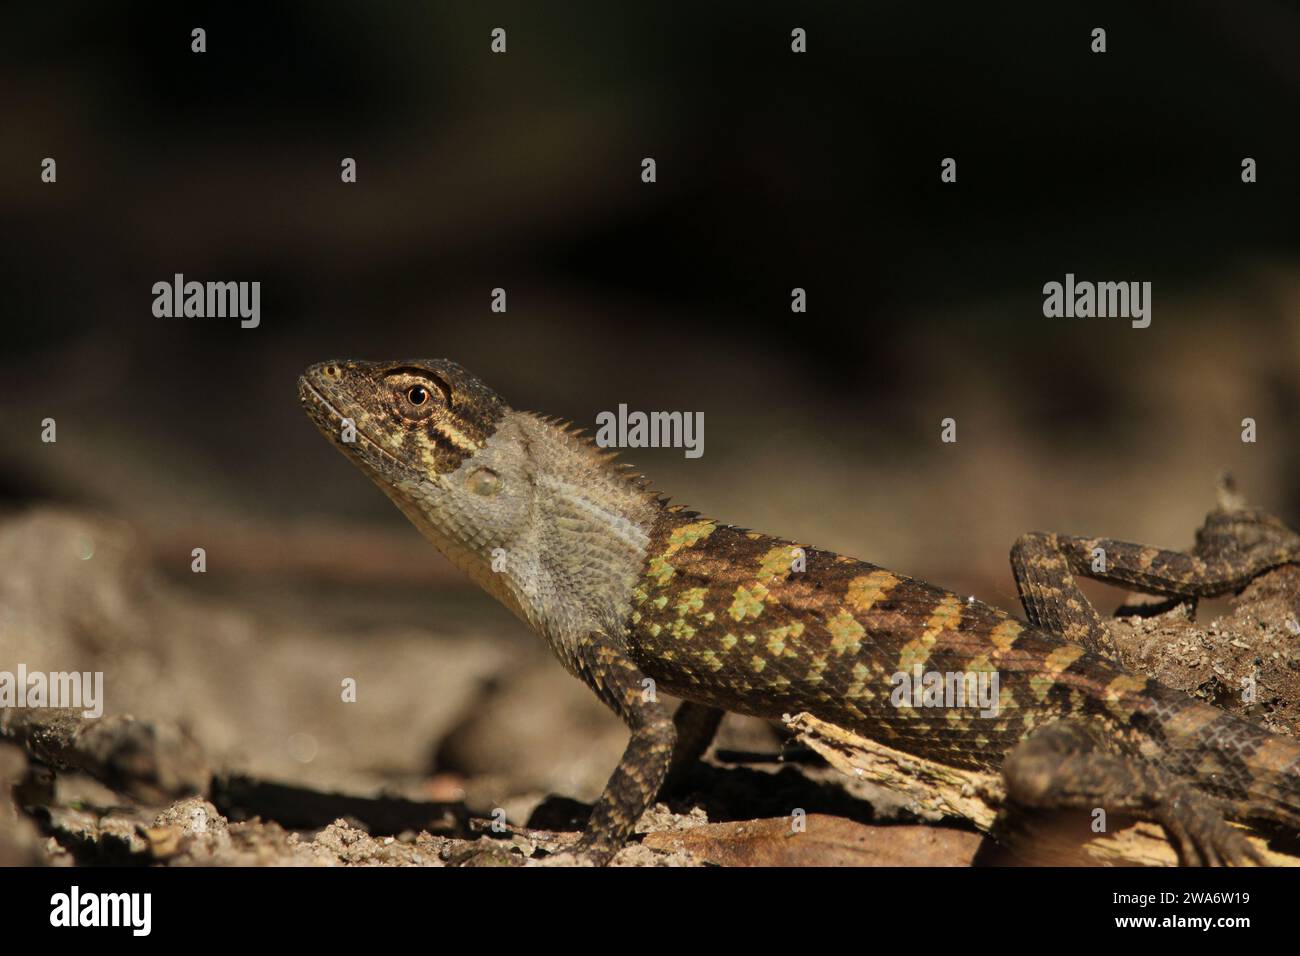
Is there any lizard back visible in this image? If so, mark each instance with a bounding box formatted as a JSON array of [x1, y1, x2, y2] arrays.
[[628, 508, 1300, 813]]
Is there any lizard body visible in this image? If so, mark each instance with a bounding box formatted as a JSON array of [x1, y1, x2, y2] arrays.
[[300, 359, 1300, 865]]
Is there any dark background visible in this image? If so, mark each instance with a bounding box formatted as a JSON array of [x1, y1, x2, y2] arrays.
[[3, 1, 1300, 804]]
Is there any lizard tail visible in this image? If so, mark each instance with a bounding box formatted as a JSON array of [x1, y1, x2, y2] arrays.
[[1151, 694, 1300, 830]]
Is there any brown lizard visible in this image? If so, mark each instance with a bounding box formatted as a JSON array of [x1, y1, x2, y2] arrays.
[[299, 358, 1300, 865]]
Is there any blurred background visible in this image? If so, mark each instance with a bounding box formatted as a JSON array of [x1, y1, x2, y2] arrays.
[[2, 1, 1300, 845]]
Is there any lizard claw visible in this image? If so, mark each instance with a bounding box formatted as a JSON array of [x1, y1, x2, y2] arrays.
[[528, 848, 602, 867], [442, 839, 528, 867], [443, 833, 616, 866], [535, 834, 616, 867], [1157, 788, 1264, 866]]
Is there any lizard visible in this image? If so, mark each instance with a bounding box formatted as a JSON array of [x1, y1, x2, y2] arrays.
[[299, 358, 1300, 866]]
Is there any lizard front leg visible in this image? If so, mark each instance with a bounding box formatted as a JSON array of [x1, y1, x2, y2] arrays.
[[1002, 719, 1262, 866], [563, 632, 677, 865], [450, 633, 674, 867], [1010, 504, 1300, 660]]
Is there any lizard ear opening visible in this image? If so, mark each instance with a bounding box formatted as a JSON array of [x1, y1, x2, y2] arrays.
[[467, 467, 503, 497]]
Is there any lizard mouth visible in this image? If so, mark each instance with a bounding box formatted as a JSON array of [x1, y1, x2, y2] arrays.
[[297, 374, 421, 482]]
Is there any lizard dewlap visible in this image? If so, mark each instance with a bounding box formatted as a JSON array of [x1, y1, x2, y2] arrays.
[[300, 359, 1300, 866]]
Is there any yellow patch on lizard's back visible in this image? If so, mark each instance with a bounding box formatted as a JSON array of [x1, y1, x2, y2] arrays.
[[669, 618, 696, 641], [897, 594, 962, 672], [1029, 645, 1085, 701], [922, 595, 964, 635], [805, 653, 828, 684], [756, 545, 799, 584], [826, 609, 866, 656], [988, 619, 1023, 652], [729, 583, 769, 621], [1100, 674, 1151, 723], [665, 520, 717, 556], [675, 587, 708, 616], [845, 570, 900, 613], [1043, 644, 1084, 675], [845, 661, 876, 700], [646, 556, 675, 587], [763, 622, 804, 658], [1103, 673, 1150, 700]]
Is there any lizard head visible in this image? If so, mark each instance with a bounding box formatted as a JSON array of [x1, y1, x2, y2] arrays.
[[299, 358, 539, 612], [299, 359, 508, 482], [300, 358, 660, 639]]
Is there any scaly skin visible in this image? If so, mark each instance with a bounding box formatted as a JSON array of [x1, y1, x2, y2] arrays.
[[300, 359, 1300, 865]]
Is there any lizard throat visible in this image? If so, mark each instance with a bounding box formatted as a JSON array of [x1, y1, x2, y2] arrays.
[[378, 410, 662, 651]]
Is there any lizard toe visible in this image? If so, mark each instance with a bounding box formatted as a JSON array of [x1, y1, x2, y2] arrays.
[[1157, 788, 1262, 867], [443, 838, 528, 867]]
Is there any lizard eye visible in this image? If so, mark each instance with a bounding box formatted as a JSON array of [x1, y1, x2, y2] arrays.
[[387, 372, 446, 421]]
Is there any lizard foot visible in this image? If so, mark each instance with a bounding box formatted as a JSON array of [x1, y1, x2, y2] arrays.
[[528, 848, 602, 867], [1156, 787, 1263, 867], [442, 838, 528, 867], [1004, 719, 1268, 866], [531, 834, 616, 867], [1194, 507, 1300, 573]]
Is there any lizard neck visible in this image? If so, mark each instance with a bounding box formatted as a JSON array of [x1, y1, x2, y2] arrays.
[[388, 409, 664, 660]]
